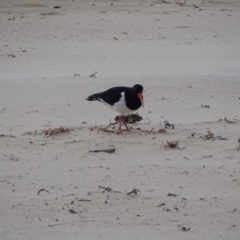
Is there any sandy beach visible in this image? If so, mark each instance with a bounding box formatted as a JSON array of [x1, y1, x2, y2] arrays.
[[1, 0, 240, 239]]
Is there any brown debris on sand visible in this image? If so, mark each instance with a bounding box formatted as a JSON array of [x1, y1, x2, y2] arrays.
[[165, 140, 182, 149], [200, 130, 215, 141], [24, 126, 72, 137], [114, 113, 143, 124], [127, 189, 141, 195], [42, 127, 71, 136]]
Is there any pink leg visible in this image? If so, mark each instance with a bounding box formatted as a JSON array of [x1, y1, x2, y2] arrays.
[[119, 116, 130, 131], [118, 117, 122, 130]]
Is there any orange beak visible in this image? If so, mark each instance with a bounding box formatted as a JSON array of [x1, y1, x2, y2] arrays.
[[138, 93, 144, 108]]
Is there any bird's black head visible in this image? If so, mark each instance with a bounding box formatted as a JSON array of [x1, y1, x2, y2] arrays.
[[133, 84, 143, 93], [133, 84, 144, 108]]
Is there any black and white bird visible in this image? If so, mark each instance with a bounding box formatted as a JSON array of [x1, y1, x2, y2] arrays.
[[85, 84, 144, 131]]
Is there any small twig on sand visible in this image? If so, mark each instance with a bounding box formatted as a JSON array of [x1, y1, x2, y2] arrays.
[[89, 148, 115, 153], [152, 0, 171, 4], [192, 5, 199, 8], [224, 117, 237, 123], [73, 74, 81, 77], [98, 186, 121, 193], [99, 186, 113, 193], [48, 220, 95, 227], [99, 129, 115, 133], [0, 134, 17, 138], [175, 0, 187, 6], [69, 209, 77, 214], [37, 189, 50, 195], [201, 104, 210, 108], [157, 202, 166, 207], [168, 193, 179, 197], [89, 72, 97, 77], [62, 194, 76, 197], [41, 11, 55, 16], [127, 189, 140, 195], [181, 227, 191, 231], [65, 140, 82, 144], [97, 120, 116, 134]]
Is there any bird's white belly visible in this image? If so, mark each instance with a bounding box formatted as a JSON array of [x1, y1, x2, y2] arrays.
[[113, 93, 134, 114]]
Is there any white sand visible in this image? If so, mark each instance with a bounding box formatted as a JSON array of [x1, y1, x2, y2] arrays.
[[1, 0, 240, 239]]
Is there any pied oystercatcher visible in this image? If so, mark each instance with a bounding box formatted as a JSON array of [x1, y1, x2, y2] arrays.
[[85, 84, 144, 131]]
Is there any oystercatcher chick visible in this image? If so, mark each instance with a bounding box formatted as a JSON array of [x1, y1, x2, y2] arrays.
[[85, 84, 144, 131]]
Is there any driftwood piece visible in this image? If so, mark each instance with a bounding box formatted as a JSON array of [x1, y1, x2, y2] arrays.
[[89, 148, 115, 153]]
